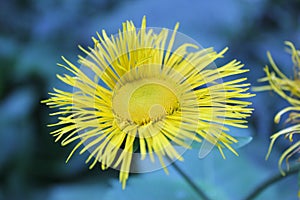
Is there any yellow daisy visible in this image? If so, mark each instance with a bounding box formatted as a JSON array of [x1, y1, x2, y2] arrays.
[[256, 41, 300, 175], [42, 16, 254, 188]]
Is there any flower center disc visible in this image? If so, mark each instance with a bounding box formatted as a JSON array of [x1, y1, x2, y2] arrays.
[[112, 80, 179, 126]]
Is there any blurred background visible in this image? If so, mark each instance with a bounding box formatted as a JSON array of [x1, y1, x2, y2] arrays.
[[0, 0, 300, 199]]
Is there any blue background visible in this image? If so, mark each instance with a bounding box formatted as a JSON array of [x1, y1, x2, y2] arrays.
[[0, 0, 299, 199]]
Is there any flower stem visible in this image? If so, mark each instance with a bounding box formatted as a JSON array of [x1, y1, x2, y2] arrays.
[[243, 163, 300, 200], [170, 160, 211, 200]]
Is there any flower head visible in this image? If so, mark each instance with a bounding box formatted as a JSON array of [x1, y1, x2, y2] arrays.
[[256, 41, 300, 175], [43, 17, 254, 188]]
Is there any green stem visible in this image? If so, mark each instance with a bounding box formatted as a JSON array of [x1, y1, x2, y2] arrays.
[[243, 163, 300, 200], [170, 160, 211, 200]]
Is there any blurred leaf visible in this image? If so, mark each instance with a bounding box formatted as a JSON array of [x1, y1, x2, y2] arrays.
[[231, 136, 253, 149], [188, 136, 252, 150], [185, 126, 254, 153]]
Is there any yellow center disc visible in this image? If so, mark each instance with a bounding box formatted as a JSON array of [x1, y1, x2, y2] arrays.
[[112, 80, 179, 126]]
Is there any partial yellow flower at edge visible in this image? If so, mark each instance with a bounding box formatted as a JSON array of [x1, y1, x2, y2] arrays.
[[255, 41, 300, 175], [42, 16, 254, 189]]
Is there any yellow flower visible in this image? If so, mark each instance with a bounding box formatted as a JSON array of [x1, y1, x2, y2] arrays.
[[42, 17, 254, 188], [256, 41, 300, 175]]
